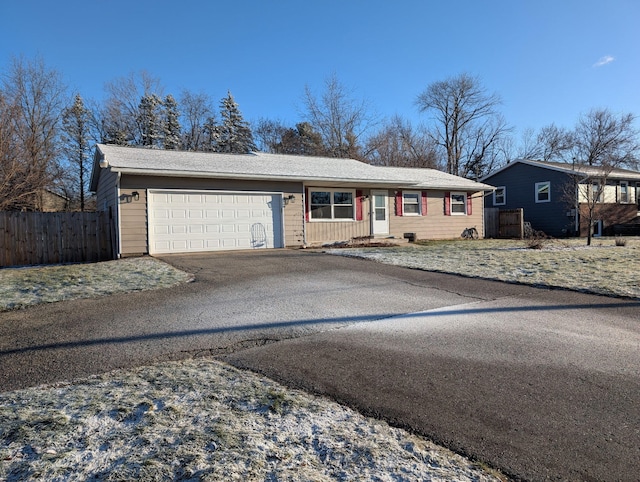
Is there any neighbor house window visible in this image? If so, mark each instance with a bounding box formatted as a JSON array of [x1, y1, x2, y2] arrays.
[[402, 191, 421, 215], [493, 186, 506, 206], [591, 181, 602, 202], [309, 189, 354, 220], [535, 181, 550, 203], [620, 181, 629, 203], [450, 192, 467, 214]]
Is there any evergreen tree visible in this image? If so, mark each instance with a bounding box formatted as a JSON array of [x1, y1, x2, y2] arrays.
[[276, 122, 325, 156], [137, 93, 162, 147], [61, 93, 93, 210], [162, 94, 181, 149], [202, 116, 219, 152], [216, 91, 256, 153]]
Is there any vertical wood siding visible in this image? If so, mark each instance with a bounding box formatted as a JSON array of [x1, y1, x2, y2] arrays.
[[0, 212, 114, 267]]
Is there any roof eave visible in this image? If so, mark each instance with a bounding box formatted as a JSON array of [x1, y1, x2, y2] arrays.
[[110, 166, 404, 186]]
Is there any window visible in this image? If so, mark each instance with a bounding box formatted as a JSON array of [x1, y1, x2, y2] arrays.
[[493, 186, 506, 206], [620, 182, 629, 203], [591, 181, 602, 202], [450, 192, 467, 215], [535, 181, 550, 203], [402, 191, 420, 215], [309, 189, 354, 220]]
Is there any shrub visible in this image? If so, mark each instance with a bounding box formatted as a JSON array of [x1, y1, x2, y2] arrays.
[[615, 236, 627, 247]]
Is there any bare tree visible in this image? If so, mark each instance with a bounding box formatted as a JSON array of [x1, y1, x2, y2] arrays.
[[302, 73, 378, 159], [573, 109, 639, 168], [253, 118, 287, 153], [514, 124, 574, 161], [567, 109, 640, 245], [415, 73, 508, 177], [179, 90, 214, 151], [364, 115, 438, 168], [0, 56, 67, 210], [101, 71, 163, 145]]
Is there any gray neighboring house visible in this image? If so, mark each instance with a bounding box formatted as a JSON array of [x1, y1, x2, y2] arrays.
[[89, 144, 493, 257], [482, 159, 640, 237]]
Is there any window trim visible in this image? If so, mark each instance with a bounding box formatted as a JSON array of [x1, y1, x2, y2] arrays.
[[619, 181, 629, 203], [450, 192, 467, 215], [493, 186, 506, 206], [535, 181, 551, 203], [402, 190, 421, 216], [308, 188, 356, 222], [591, 181, 602, 203]]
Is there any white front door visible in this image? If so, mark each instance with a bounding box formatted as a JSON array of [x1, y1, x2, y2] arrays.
[[371, 190, 389, 235]]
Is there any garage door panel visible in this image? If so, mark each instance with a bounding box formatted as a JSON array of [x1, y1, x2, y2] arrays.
[[149, 190, 283, 254]]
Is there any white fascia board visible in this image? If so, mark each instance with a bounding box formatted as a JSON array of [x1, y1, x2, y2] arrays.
[[110, 167, 410, 186]]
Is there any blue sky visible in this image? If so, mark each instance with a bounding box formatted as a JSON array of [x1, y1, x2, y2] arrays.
[[2, 0, 639, 139]]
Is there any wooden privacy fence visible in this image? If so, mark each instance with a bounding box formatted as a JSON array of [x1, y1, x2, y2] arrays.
[[484, 208, 525, 238], [0, 211, 114, 268]]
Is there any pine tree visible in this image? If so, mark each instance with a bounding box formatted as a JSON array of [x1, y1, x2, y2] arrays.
[[162, 94, 181, 149], [61, 93, 92, 211], [216, 91, 256, 153], [137, 93, 162, 147], [202, 116, 219, 152]]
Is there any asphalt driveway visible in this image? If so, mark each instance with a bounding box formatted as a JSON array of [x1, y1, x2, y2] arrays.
[[1, 250, 639, 481]]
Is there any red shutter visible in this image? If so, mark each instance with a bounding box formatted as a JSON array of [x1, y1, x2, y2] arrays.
[[395, 191, 403, 216], [305, 188, 310, 221], [355, 190, 363, 221], [421, 191, 428, 216], [444, 192, 451, 216], [466, 193, 472, 215]]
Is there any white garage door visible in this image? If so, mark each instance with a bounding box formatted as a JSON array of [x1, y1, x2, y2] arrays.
[[148, 190, 283, 254]]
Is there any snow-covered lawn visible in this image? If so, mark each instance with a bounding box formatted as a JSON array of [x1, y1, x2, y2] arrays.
[[0, 257, 193, 312], [0, 359, 501, 481], [328, 237, 640, 299]]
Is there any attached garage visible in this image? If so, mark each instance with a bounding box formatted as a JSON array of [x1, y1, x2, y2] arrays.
[[148, 190, 283, 254]]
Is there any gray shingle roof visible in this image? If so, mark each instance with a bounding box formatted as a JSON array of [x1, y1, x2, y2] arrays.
[[482, 158, 640, 181], [93, 144, 493, 191]]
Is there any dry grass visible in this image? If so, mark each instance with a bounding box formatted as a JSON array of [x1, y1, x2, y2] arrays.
[[0, 359, 502, 481], [0, 257, 193, 312], [329, 237, 640, 299]]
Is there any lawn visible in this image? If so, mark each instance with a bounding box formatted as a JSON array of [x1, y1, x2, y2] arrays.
[[327, 237, 640, 299]]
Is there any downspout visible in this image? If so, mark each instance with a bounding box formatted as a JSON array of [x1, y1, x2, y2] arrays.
[[116, 172, 122, 258], [301, 186, 307, 247]]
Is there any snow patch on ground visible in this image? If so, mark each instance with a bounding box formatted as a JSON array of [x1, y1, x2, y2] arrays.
[[0, 359, 502, 481]]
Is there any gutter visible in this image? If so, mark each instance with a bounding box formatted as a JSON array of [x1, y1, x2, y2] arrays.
[[107, 166, 494, 192]]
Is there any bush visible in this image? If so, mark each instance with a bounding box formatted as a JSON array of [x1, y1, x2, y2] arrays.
[[615, 236, 627, 247]]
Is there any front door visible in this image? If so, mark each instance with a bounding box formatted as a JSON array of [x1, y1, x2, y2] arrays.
[[371, 190, 389, 235]]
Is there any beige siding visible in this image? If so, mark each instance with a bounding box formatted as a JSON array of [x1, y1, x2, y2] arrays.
[[389, 191, 484, 240], [119, 188, 148, 255], [95, 168, 119, 213], [283, 196, 304, 247], [305, 195, 371, 244], [577, 181, 638, 204], [118, 174, 305, 254]]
